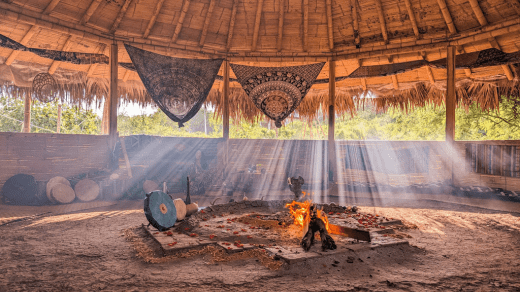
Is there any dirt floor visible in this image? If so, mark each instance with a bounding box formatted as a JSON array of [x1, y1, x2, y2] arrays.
[[1, 196, 519, 292]]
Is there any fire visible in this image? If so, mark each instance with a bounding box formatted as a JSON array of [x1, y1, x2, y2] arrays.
[[285, 200, 331, 233]]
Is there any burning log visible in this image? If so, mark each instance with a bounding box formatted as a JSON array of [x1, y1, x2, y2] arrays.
[[301, 205, 336, 252]]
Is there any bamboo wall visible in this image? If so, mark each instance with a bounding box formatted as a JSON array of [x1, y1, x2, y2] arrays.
[[0, 132, 110, 188]]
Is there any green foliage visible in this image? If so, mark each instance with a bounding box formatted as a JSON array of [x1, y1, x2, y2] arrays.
[[0, 97, 100, 134]]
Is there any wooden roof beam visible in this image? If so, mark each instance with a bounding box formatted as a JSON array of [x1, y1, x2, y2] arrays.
[[374, 0, 388, 44], [109, 0, 133, 34], [171, 0, 191, 43], [403, 0, 419, 38], [143, 0, 166, 38], [350, 0, 360, 48], [5, 26, 38, 65], [302, 0, 309, 51], [81, 0, 102, 25], [43, 0, 61, 14], [199, 0, 216, 47], [277, 0, 285, 51], [252, 0, 264, 51], [436, 0, 457, 34], [489, 38, 514, 80], [469, 0, 488, 26], [226, 0, 238, 51], [326, 0, 334, 50], [48, 35, 74, 75]]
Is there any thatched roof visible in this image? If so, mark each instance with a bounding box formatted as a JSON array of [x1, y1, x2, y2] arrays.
[[1, 0, 520, 120]]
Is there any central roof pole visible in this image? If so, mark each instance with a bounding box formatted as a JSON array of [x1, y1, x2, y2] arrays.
[[22, 93, 31, 133], [223, 60, 230, 165], [328, 59, 337, 195], [108, 41, 119, 167], [446, 46, 456, 144]]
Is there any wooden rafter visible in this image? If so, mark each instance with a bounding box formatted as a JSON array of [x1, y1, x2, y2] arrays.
[[81, 0, 102, 25], [143, 0, 166, 38], [171, 0, 192, 43], [48, 35, 74, 75], [5, 26, 38, 66], [302, 0, 309, 51], [123, 69, 132, 82], [199, 0, 216, 47], [109, 0, 133, 34], [361, 78, 367, 90], [252, 0, 264, 51], [425, 66, 435, 84], [374, 0, 388, 44], [276, 0, 285, 51], [469, 0, 488, 26], [489, 38, 514, 80], [436, 0, 457, 34], [510, 0, 520, 15], [226, 0, 238, 51], [391, 75, 399, 89], [87, 43, 107, 77], [326, 0, 334, 50], [350, 0, 360, 47], [403, 0, 419, 38], [43, 0, 61, 14]]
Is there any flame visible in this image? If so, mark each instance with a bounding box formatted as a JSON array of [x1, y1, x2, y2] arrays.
[[285, 200, 331, 233]]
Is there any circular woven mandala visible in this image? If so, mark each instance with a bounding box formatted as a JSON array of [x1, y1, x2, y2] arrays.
[[32, 73, 57, 103], [250, 81, 302, 127]]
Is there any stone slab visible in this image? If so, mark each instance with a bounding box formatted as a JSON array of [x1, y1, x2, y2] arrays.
[[217, 241, 255, 253], [142, 224, 213, 254]]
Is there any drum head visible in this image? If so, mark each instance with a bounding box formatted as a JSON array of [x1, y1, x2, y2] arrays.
[[144, 191, 177, 231]]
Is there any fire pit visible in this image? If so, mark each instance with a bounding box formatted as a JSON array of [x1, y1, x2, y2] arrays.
[[141, 199, 408, 265]]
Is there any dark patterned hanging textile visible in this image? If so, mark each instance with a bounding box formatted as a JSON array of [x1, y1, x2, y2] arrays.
[[230, 63, 325, 127], [125, 44, 223, 127]]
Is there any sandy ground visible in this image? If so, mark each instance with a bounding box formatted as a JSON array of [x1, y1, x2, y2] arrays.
[[0, 197, 519, 292]]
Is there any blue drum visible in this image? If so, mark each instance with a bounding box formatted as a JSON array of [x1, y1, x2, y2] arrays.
[[144, 191, 177, 231]]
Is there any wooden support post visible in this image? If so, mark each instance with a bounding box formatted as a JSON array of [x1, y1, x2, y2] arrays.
[[22, 93, 31, 133], [223, 60, 230, 140], [276, 0, 285, 51], [108, 42, 118, 150], [403, 0, 419, 38], [143, 0, 166, 38], [226, 0, 238, 51], [171, 0, 191, 43], [252, 0, 264, 51], [325, 0, 334, 50], [199, 0, 216, 46], [374, 0, 388, 44], [5, 26, 38, 66], [110, 0, 133, 33], [446, 46, 456, 143], [328, 60, 336, 183], [302, 0, 309, 51], [436, 0, 457, 34], [57, 104, 62, 133], [350, 0, 360, 47]]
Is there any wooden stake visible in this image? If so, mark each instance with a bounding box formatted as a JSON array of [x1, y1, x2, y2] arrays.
[[277, 0, 285, 51], [110, 0, 133, 34], [171, 0, 191, 43], [223, 60, 230, 140], [328, 60, 336, 182], [326, 0, 334, 50], [22, 93, 31, 133], [403, 0, 419, 38], [252, 0, 264, 51], [469, 0, 488, 26], [199, 0, 216, 46], [143, 0, 166, 38], [350, 0, 360, 47], [374, 0, 388, 44], [56, 104, 62, 133], [81, 0, 102, 25], [5, 26, 38, 66], [48, 35, 74, 75], [226, 0, 238, 51], [436, 0, 457, 34], [446, 46, 455, 143], [108, 42, 118, 149], [302, 0, 309, 51]]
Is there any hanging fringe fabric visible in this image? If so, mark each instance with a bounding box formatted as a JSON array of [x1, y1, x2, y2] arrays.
[[230, 63, 325, 127], [124, 44, 223, 127]]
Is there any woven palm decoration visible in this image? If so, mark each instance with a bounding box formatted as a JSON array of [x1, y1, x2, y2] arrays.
[[125, 44, 223, 127], [32, 73, 57, 103], [230, 63, 325, 127]]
